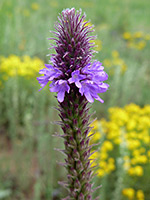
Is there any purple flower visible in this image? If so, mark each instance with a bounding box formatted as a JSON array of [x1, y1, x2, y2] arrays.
[[79, 80, 105, 103], [50, 80, 70, 102], [67, 61, 109, 103], [68, 70, 86, 88], [37, 64, 62, 91], [37, 8, 109, 104], [82, 61, 108, 82], [82, 61, 103, 73]]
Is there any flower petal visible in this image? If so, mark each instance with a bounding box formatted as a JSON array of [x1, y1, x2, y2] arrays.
[[57, 91, 65, 102], [84, 92, 94, 103]]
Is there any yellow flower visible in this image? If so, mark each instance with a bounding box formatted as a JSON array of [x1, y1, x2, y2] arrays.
[[122, 188, 135, 200], [135, 166, 143, 176], [99, 161, 107, 168], [133, 31, 143, 38], [143, 105, 150, 114], [132, 149, 140, 157], [90, 151, 99, 160], [139, 147, 146, 153], [114, 138, 122, 145], [97, 169, 105, 177], [127, 140, 140, 150], [112, 50, 119, 58], [136, 190, 145, 200], [88, 103, 150, 183], [128, 167, 135, 176], [136, 41, 146, 50], [108, 157, 115, 163], [138, 155, 148, 164], [91, 132, 101, 142], [131, 158, 137, 165], [100, 152, 108, 160], [91, 120, 99, 130], [144, 34, 150, 40], [147, 150, 150, 159], [0, 55, 44, 79], [107, 163, 115, 172], [123, 32, 131, 40], [102, 141, 113, 151], [31, 3, 40, 10], [127, 120, 136, 131], [125, 103, 140, 113], [109, 108, 128, 126]]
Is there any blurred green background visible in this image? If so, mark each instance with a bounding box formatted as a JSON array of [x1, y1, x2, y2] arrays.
[[0, 0, 150, 199]]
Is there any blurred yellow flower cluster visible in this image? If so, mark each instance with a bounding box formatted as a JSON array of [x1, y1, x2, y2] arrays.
[[123, 31, 150, 50], [103, 50, 127, 75], [31, 3, 40, 11], [90, 103, 150, 180], [0, 55, 44, 80], [122, 188, 145, 200]]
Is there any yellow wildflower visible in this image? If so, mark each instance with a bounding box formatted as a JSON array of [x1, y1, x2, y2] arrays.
[[123, 32, 131, 40], [133, 31, 143, 38], [135, 166, 143, 176], [144, 34, 150, 40], [31, 3, 40, 10], [102, 141, 113, 151], [127, 120, 136, 131], [136, 190, 145, 200], [112, 50, 119, 58], [100, 152, 108, 160], [0, 55, 44, 79], [92, 132, 101, 142], [97, 169, 105, 177], [99, 161, 107, 168], [122, 188, 135, 200], [136, 41, 146, 50], [128, 167, 135, 176]]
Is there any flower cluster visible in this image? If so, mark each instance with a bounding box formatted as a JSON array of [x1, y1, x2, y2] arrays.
[[103, 50, 127, 75], [0, 55, 43, 79], [123, 31, 150, 50], [37, 60, 109, 103], [37, 8, 109, 103], [122, 188, 145, 200], [90, 103, 150, 199], [0, 55, 44, 88], [90, 103, 150, 176]]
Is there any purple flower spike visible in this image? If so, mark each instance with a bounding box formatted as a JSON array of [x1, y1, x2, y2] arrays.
[[68, 70, 86, 88], [37, 8, 109, 103], [50, 80, 70, 102], [37, 8, 108, 200], [37, 64, 62, 90]]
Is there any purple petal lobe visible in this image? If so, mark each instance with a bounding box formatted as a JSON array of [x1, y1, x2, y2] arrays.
[[50, 80, 70, 102]]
